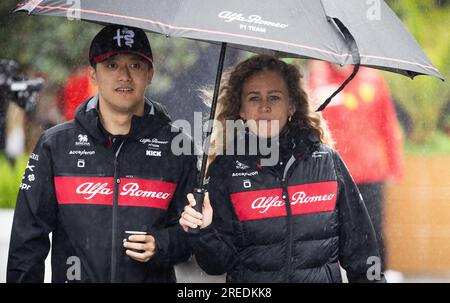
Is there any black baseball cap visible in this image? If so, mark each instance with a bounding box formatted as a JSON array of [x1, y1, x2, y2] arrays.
[[89, 24, 153, 66]]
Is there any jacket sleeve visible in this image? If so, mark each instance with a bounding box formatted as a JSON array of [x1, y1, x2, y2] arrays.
[[7, 134, 57, 283], [150, 154, 197, 267], [188, 157, 239, 275], [333, 151, 386, 283]]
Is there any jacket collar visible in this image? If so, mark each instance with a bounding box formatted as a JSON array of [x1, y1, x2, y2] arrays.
[[232, 125, 319, 158], [75, 94, 171, 146]]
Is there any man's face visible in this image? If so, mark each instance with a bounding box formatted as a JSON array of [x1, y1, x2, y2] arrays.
[[89, 53, 153, 115]]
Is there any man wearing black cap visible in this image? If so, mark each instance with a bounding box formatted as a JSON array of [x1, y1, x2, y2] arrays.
[[7, 25, 196, 282]]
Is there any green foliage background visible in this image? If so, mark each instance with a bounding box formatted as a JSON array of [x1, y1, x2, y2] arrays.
[[384, 0, 450, 144], [0, 155, 27, 208]]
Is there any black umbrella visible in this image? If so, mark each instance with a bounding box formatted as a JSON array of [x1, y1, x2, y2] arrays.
[[14, 0, 443, 78], [14, 0, 444, 216]]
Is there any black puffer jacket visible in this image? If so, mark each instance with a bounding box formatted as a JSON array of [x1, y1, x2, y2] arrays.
[[190, 127, 385, 283], [7, 96, 196, 283]]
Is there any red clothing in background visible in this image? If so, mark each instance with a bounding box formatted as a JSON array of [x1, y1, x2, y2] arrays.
[[62, 68, 97, 121], [307, 62, 403, 184]]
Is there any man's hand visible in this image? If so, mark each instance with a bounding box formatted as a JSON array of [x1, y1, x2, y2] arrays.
[[123, 235, 156, 262]]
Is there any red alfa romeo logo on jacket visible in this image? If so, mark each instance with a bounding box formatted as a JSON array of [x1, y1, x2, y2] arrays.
[[54, 176, 176, 209], [230, 181, 338, 221]]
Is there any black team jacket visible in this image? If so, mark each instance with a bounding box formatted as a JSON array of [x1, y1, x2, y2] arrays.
[[189, 126, 385, 283], [7, 96, 196, 282]]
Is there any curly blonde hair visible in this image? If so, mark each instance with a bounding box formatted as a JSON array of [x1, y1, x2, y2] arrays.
[[207, 55, 333, 161]]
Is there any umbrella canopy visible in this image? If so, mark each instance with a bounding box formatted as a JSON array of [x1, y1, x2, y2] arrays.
[[13, 0, 444, 215], [14, 0, 443, 80]]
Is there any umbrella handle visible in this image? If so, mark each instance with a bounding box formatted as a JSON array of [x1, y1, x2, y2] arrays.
[[187, 188, 206, 234]]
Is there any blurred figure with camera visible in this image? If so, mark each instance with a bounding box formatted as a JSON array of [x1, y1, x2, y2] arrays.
[[0, 59, 44, 160]]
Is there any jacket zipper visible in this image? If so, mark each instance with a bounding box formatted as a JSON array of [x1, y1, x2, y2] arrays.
[[281, 155, 297, 283], [260, 154, 297, 282], [110, 140, 125, 283], [260, 164, 292, 282], [281, 176, 293, 283]]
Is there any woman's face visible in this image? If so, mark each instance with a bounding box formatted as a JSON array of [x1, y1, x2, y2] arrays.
[[239, 70, 296, 138]]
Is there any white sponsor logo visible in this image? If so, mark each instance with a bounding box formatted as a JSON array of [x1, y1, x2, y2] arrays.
[[243, 179, 252, 188], [76, 182, 113, 200], [113, 28, 135, 48], [251, 196, 285, 214], [78, 134, 88, 142], [291, 191, 335, 205], [140, 138, 169, 149], [28, 174, 35, 182], [251, 191, 335, 214], [75, 182, 171, 200], [218, 11, 288, 28], [236, 160, 249, 170], [26, 161, 35, 172], [19, 183, 31, 191], [30, 153, 39, 161], [77, 159, 85, 168], [140, 138, 169, 145], [76, 134, 90, 146], [21, 160, 36, 190], [232, 171, 259, 177], [69, 150, 95, 156], [146, 150, 162, 157], [121, 183, 171, 199]]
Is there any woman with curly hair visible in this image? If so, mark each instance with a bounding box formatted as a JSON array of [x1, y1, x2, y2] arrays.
[[180, 55, 385, 283]]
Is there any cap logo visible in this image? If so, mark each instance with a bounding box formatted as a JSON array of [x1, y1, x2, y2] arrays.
[[113, 28, 135, 48]]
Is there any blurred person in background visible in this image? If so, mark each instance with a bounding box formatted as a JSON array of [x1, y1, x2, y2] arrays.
[[307, 61, 404, 282], [0, 61, 47, 162], [58, 66, 97, 121]]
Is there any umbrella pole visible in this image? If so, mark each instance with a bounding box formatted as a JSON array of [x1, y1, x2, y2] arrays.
[[198, 42, 227, 188], [189, 43, 227, 231]]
